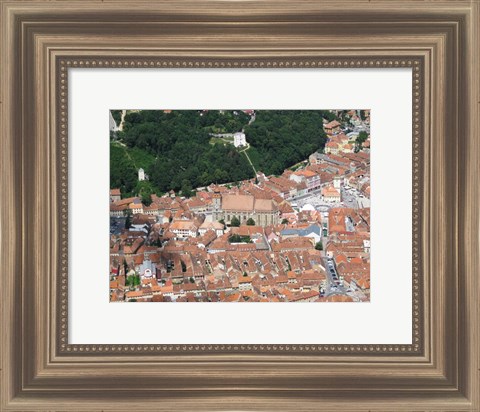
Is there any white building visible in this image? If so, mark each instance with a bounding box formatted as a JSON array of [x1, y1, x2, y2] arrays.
[[333, 176, 342, 189], [322, 186, 341, 203], [129, 203, 144, 214], [139, 259, 156, 279], [138, 168, 148, 181], [238, 277, 253, 291], [363, 239, 371, 253], [170, 220, 198, 238], [233, 132, 246, 147]]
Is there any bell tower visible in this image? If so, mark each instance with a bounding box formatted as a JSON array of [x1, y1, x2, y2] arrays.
[[212, 192, 222, 221]]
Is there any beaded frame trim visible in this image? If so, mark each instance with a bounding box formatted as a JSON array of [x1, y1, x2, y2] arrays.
[[57, 57, 423, 355]]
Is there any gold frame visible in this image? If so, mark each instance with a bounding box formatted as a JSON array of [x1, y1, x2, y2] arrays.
[[1, 0, 479, 410]]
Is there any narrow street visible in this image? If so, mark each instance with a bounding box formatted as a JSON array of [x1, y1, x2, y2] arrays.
[[322, 256, 349, 297]]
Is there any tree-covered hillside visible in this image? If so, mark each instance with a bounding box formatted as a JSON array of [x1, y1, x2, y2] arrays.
[[112, 110, 253, 196], [244, 110, 327, 175], [110, 110, 330, 197], [110, 143, 138, 195]]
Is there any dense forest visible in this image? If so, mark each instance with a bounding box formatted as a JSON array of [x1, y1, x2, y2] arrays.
[[110, 110, 330, 198], [243, 110, 328, 175]]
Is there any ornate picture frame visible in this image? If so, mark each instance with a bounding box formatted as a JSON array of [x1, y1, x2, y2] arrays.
[[1, 1, 478, 410]]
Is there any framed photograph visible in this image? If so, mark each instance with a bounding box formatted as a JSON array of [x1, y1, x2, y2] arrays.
[[108, 108, 372, 304], [1, 1, 479, 410]]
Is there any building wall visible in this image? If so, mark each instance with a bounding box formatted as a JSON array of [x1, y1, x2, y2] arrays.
[[212, 195, 278, 227], [214, 209, 278, 227]]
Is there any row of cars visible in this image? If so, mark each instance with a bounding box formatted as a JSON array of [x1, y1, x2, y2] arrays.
[[326, 257, 343, 292]]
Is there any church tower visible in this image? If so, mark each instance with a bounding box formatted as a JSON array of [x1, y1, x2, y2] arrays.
[[212, 192, 222, 221], [333, 175, 342, 189]]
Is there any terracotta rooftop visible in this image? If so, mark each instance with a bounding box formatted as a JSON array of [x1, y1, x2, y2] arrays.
[[325, 120, 341, 129], [254, 198, 276, 212], [222, 194, 254, 211], [170, 220, 197, 230], [199, 221, 224, 230]]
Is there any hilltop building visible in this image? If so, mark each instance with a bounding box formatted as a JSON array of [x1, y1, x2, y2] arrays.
[[233, 132, 247, 147], [138, 168, 148, 181]]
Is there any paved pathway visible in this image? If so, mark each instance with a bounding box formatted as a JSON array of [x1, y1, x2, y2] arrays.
[[323, 257, 349, 297], [118, 109, 127, 131], [237, 142, 257, 176]]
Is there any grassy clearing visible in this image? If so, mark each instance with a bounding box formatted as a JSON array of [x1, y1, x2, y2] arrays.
[[209, 136, 234, 146], [111, 141, 156, 170], [128, 146, 156, 169]]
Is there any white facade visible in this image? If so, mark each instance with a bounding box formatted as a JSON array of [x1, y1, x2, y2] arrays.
[[324, 193, 341, 203], [109, 208, 124, 217], [238, 280, 252, 291], [171, 228, 198, 239], [363, 239, 371, 253], [233, 132, 246, 147], [322, 187, 341, 203], [170, 221, 199, 238], [333, 176, 342, 189], [138, 168, 147, 181]]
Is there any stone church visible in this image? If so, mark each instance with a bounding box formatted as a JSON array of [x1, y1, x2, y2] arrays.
[[212, 193, 279, 227]]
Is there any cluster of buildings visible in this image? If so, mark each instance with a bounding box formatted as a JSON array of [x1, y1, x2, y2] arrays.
[[109, 112, 371, 303]]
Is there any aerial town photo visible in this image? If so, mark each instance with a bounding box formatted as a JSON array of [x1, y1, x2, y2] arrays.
[[109, 109, 371, 302]]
